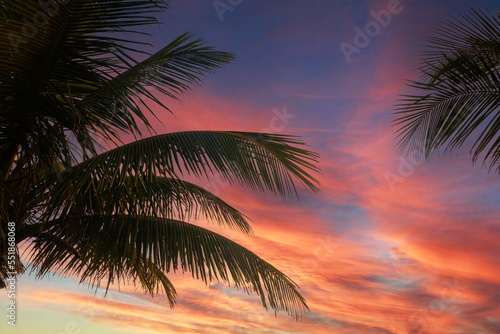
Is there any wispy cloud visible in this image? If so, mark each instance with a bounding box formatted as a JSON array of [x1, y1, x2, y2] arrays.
[[5, 0, 500, 333]]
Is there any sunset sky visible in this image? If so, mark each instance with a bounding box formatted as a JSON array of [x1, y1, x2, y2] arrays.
[[3, 0, 500, 333]]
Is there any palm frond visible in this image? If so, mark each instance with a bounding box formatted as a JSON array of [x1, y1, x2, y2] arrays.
[[43, 131, 320, 220], [59, 175, 253, 233], [27, 214, 308, 315], [80, 33, 234, 142], [394, 7, 500, 170]]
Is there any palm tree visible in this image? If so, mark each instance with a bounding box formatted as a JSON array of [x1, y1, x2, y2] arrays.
[[0, 0, 319, 317], [394, 8, 500, 171]]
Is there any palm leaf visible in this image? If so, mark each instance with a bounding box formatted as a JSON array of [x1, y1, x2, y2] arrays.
[[59, 175, 253, 233], [394, 8, 500, 170], [80, 33, 234, 145], [26, 214, 308, 315], [43, 131, 320, 220]]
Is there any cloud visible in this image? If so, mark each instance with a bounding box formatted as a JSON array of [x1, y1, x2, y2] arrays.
[[12, 0, 500, 333]]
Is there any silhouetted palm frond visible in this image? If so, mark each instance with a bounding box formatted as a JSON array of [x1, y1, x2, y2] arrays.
[[394, 8, 500, 171]]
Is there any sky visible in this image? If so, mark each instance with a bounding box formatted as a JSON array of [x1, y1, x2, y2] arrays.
[[3, 0, 500, 333]]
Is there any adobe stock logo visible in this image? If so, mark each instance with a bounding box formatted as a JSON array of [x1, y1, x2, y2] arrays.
[[339, 0, 410, 64], [213, 0, 243, 22]]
